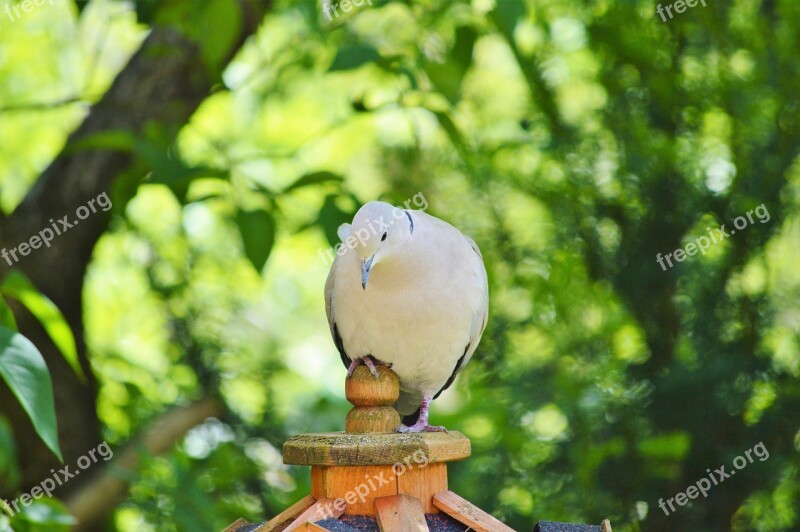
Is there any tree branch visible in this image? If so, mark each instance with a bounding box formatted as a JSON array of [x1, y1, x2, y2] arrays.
[[64, 397, 225, 530]]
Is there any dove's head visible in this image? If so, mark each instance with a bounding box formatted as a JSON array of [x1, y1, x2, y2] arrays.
[[342, 201, 413, 289]]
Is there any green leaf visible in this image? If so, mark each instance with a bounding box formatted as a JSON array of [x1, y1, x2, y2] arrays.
[[0, 298, 16, 331], [0, 274, 81, 381], [422, 26, 477, 104], [9, 498, 75, 531], [195, 0, 242, 75], [452, 26, 478, 72], [433, 111, 469, 155], [67, 130, 136, 154], [0, 416, 21, 491], [235, 209, 276, 273], [492, 0, 526, 36], [637, 431, 692, 462], [0, 326, 62, 462], [133, 0, 159, 26], [330, 45, 381, 71], [317, 194, 357, 247], [0, 272, 84, 383], [284, 171, 344, 193], [156, 0, 242, 76], [134, 138, 228, 203], [147, 163, 229, 189]]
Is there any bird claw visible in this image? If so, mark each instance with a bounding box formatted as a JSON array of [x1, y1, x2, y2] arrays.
[[363, 356, 380, 379], [346, 359, 360, 377], [347, 356, 392, 379], [396, 423, 448, 434]]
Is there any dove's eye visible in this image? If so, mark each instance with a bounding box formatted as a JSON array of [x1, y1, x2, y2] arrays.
[[381, 232, 388, 242]]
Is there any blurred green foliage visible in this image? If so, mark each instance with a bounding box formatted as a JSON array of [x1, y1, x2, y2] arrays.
[[1, 0, 799, 530]]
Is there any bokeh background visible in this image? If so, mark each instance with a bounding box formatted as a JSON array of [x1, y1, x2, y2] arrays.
[[0, 0, 799, 530]]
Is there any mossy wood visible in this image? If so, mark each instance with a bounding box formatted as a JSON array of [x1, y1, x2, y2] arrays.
[[283, 431, 471, 466]]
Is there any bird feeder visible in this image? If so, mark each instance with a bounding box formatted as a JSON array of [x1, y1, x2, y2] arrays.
[[223, 365, 517, 531]]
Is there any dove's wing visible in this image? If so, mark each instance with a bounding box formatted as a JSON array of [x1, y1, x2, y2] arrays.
[[325, 228, 352, 370], [432, 232, 489, 399]]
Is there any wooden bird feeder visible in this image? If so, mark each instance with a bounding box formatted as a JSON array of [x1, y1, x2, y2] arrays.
[[223, 365, 517, 531]]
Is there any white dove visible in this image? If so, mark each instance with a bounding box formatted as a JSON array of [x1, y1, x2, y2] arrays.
[[324, 201, 488, 433]]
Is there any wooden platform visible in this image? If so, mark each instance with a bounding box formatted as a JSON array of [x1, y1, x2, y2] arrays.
[[283, 431, 471, 466]]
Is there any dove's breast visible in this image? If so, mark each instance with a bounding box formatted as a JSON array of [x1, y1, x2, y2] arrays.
[[330, 233, 486, 396]]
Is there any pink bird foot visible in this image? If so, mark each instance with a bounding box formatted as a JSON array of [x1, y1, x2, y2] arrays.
[[397, 422, 448, 433], [396, 393, 448, 433], [346, 355, 392, 379]]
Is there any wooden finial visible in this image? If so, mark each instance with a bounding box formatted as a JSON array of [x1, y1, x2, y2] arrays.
[[344, 365, 400, 433]]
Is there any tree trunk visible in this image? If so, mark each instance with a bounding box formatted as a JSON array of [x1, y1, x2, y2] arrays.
[[0, 0, 267, 500]]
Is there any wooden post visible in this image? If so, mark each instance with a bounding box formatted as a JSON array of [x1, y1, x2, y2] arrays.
[[282, 366, 470, 516]]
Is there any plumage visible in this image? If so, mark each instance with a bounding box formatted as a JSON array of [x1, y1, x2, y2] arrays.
[[324, 201, 488, 432]]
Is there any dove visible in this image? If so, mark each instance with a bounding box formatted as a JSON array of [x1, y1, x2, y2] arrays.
[[324, 201, 488, 433]]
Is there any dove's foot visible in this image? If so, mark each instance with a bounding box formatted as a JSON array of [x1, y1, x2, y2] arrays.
[[346, 355, 392, 379], [397, 422, 448, 433], [395, 392, 447, 433]]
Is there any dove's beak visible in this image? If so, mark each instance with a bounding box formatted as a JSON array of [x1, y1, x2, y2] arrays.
[[361, 256, 374, 289]]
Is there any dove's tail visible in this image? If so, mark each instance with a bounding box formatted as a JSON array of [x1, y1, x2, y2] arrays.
[[402, 407, 422, 426]]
